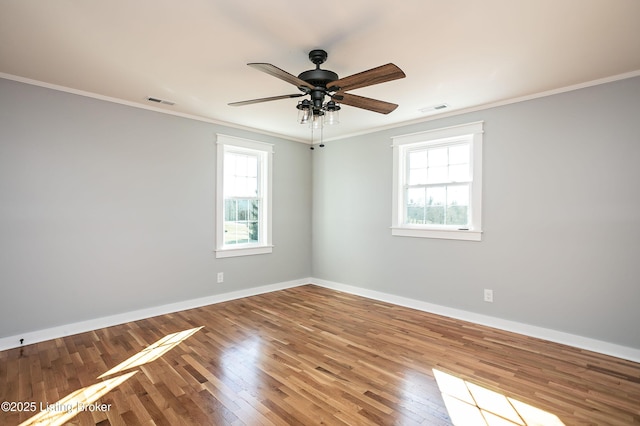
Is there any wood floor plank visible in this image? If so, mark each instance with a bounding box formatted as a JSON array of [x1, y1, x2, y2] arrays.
[[1, 284, 639, 425]]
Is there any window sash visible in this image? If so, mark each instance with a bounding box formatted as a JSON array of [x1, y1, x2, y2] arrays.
[[406, 141, 471, 185], [223, 197, 261, 245], [403, 183, 471, 228]]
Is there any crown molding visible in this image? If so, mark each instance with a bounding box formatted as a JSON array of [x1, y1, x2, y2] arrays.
[[3, 69, 639, 145], [0, 72, 308, 144]]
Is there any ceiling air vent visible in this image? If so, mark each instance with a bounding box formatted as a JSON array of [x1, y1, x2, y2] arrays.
[[419, 103, 449, 114], [146, 97, 175, 106]]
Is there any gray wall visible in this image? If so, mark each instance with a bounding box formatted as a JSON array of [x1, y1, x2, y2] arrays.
[[2, 76, 639, 350], [0, 78, 312, 337], [312, 76, 640, 349]]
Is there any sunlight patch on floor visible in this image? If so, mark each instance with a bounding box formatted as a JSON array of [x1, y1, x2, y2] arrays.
[[433, 369, 565, 426], [18, 371, 137, 426], [20, 327, 203, 426], [98, 326, 203, 378]]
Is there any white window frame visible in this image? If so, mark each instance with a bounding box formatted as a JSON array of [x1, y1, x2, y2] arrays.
[[216, 134, 273, 258], [391, 121, 483, 241]]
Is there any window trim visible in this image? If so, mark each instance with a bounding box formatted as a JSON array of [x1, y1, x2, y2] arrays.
[[391, 121, 483, 241], [215, 134, 273, 258]]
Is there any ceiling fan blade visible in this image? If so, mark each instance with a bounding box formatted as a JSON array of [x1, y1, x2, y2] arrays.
[[248, 63, 315, 90], [228, 93, 304, 106], [332, 92, 398, 114], [326, 63, 405, 92]]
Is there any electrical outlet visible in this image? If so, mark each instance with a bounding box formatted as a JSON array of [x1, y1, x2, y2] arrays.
[[484, 289, 494, 303], [217, 272, 224, 284]]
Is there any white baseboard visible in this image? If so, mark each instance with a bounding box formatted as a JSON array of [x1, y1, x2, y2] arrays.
[[3, 276, 639, 364], [0, 278, 309, 352], [310, 278, 640, 363]]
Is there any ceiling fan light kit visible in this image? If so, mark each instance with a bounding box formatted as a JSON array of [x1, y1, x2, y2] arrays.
[[229, 49, 406, 146], [296, 99, 312, 124], [324, 101, 340, 126]]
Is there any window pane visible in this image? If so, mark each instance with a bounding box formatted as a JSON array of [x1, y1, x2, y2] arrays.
[[409, 150, 428, 168], [409, 168, 427, 185], [449, 164, 469, 182], [247, 155, 258, 177], [236, 177, 248, 196], [249, 199, 259, 220], [425, 186, 446, 225], [223, 172, 234, 195], [407, 187, 426, 206], [237, 199, 248, 220], [224, 153, 237, 179], [428, 166, 448, 183], [247, 177, 257, 196], [240, 227, 249, 244], [447, 185, 469, 226], [224, 199, 237, 221], [449, 144, 469, 164], [229, 176, 257, 198], [446, 205, 468, 225], [428, 147, 448, 167], [248, 221, 259, 242], [409, 150, 427, 185], [426, 186, 446, 206], [406, 187, 426, 224], [407, 206, 426, 224], [235, 154, 248, 176], [224, 222, 239, 244], [223, 153, 237, 195], [426, 206, 445, 224], [227, 222, 249, 244], [448, 185, 469, 207]]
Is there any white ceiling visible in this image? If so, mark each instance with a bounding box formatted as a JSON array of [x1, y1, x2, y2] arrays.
[[2, 0, 640, 142]]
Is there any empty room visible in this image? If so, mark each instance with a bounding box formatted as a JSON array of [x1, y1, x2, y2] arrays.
[[1, 1, 639, 425]]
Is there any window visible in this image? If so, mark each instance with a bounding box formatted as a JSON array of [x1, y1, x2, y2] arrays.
[[392, 122, 483, 241], [216, 134, 273, 258]]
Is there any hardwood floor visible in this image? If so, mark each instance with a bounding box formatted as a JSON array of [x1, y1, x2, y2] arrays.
[[1, 284, 639, 425]]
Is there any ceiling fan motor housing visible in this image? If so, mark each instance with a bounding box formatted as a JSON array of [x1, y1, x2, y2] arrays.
[[297, 69, 339, 89], [298, 49, 339, 90]]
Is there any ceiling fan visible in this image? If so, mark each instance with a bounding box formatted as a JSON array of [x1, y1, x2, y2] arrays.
[[229, 49, 406, 119]]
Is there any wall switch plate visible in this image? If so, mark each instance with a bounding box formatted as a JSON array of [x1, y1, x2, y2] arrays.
[[484, 289, 493, 302], [217, 272, 224, 283]]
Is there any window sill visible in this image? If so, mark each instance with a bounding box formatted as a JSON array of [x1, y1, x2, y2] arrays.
[[215, 245, 273, 259], [391, 227, 482, 241]]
